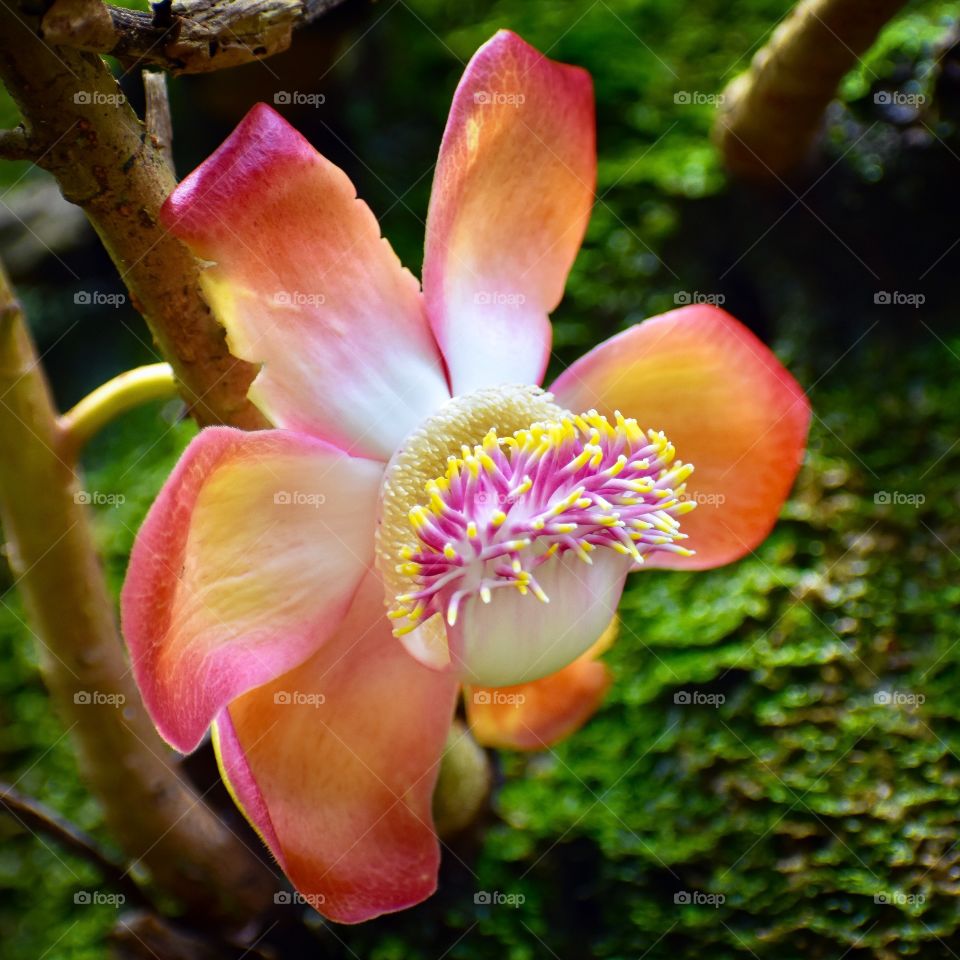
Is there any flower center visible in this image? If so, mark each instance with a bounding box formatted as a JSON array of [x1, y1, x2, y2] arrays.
[[375, 385, 696, 664]]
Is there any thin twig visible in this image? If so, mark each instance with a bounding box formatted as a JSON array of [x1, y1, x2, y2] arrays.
[[0, 781, 148, 909], [143, 71, 175, 175]]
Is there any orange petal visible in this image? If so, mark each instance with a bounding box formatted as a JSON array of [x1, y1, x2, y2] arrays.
[[423, 30, 595, 394], [214, 571, 459, 924], [162, 104, 450, 460], [466, 619, 617, 751], [550, 305, 810, 569], [121, 427, 382, 752]]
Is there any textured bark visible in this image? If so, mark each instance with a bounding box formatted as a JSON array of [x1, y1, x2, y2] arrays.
[[715, 0, 909, 178], [0, 0, 267, 428], [41, 0, 348, 74], [0, 266, 276, 929]]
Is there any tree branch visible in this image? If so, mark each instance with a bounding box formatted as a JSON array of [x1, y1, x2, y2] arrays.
[[0, 781, 148, 909], [0, 0, 267, 429], [714, 0, 909, 179], [0, 264, 276, 929], [40, 0, 349, 74]]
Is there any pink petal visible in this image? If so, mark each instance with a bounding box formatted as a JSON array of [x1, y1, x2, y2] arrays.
[[161, 104, 450, 461], [121, 427, 382, 753], [423, 30, 595, 394], [214, 571, 459, 924], [551, 305, 811, 569]]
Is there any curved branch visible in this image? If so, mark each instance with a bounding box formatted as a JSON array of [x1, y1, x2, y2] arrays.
[[714, 0, 909, 179], [59, 362, 179, 458], [41, 0, 349, 74]]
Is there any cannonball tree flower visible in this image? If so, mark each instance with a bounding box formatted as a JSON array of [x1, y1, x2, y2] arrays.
[[121, 30, 810, 923]]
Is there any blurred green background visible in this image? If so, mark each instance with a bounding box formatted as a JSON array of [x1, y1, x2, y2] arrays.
[[4, 0, 960, 956]]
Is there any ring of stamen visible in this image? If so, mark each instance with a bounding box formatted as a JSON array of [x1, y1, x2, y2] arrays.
[[377, 392, 696, 644]]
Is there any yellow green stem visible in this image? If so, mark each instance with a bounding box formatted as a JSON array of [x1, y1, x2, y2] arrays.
[[59, 362, 178, 458]]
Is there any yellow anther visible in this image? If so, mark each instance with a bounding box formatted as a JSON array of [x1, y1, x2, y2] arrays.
[[491, 510, 507, 527], [443, 543, 458, 561]]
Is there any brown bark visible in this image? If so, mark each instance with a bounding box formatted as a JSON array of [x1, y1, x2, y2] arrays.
[[41, 0, 348, 75]]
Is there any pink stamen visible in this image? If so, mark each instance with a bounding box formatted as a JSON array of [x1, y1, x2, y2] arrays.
[[390, 411, 697, 636]]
